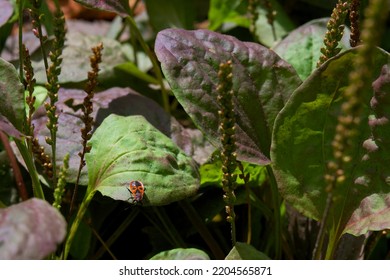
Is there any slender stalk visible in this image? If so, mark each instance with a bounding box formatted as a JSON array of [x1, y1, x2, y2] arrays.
[[266, 165, 281, 259], [14, 139, 44, 199], [312, 193, 333, 259], [63, 190, 95, 259], [0, 132, 29, 201], [18, 0, 25, 80], [89, 224, 117, 260], [125, 16, 170, 113]]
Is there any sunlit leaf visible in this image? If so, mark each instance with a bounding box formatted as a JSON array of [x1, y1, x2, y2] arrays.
[[273, 18, 351, 80], [30, 87, 191, 186], [254, 0, 295, 47], [150, 248, 209, 260], [155, 28, 301, 166], [208, 0, 244, 30], [86, 114, 199, 206], [271, 48, 390, 233]]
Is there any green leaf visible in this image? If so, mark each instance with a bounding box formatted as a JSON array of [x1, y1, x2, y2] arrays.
[[271, 48, 390, 231], [74, 0, 130, 17], [273, 18, 351, 80], [0, 198, 67, 259], [200, 153, 267, 188], [0, 57, 25, 132], [30, 87, 189, 186], [150, 248, 210, 260], [114, 62, 158, 85], [86, 114, 199, 206], [225, 242, 270, 260], [155, 28, 302, 166], [144, 0, 195, 32], [254, 0, 295, 47], [208, 0, 245, 30]]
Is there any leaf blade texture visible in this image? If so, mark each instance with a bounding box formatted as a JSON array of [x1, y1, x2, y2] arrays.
[[155, 28, 302, 165]]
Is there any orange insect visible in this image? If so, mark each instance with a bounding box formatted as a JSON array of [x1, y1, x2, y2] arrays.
[[128, 180, 145, 204]]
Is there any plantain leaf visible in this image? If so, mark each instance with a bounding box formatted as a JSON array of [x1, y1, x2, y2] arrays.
[[74, 0, 130, 17], [225, 242, 270, 260], [273, 18, 351, 81], [271, 47, 390, 233], [86, 114, 199, 206], [0, 0, 13, 28], [0, 198, 67, 259], [150, 248, 209, 260], [155, 28, 301, 166], [345, 193, 390, 236], [144, 0, 195, 32], [208, 0, 244, 31], [32, 33, 127, 85], [254, 0, 295, 47], [344, 64, 390, 235], [0, 57, 25, 132]]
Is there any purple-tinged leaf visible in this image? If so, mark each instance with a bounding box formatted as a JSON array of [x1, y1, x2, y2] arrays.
[[28, 87, 195, 185], [0, 0, 13, 27], [155, 28, 301, 165], [75, 0, 130, 17], [345, 193, 390, 235], [0, 115, 24, 139], [0, 58, 25, 132], [0, 198, 67, 259]]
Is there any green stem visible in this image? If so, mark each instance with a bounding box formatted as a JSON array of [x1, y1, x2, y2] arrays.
[[267, 165, 281, 259], [14, 139, 44, 199], [35, 15, 49, 72], [230, 208, 237, 246], [125, 16, 170, 113], [63, 190, 95, 259], [18, 0, 24, 81], [312, 193, 333, 259]]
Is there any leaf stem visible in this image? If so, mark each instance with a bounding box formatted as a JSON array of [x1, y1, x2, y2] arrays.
[[125, 16, 170, 113], [63, 190, 95, 259], [14, 139, 44, 199], [18, 0, 24, 81], [266, 165, 281, 259]]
